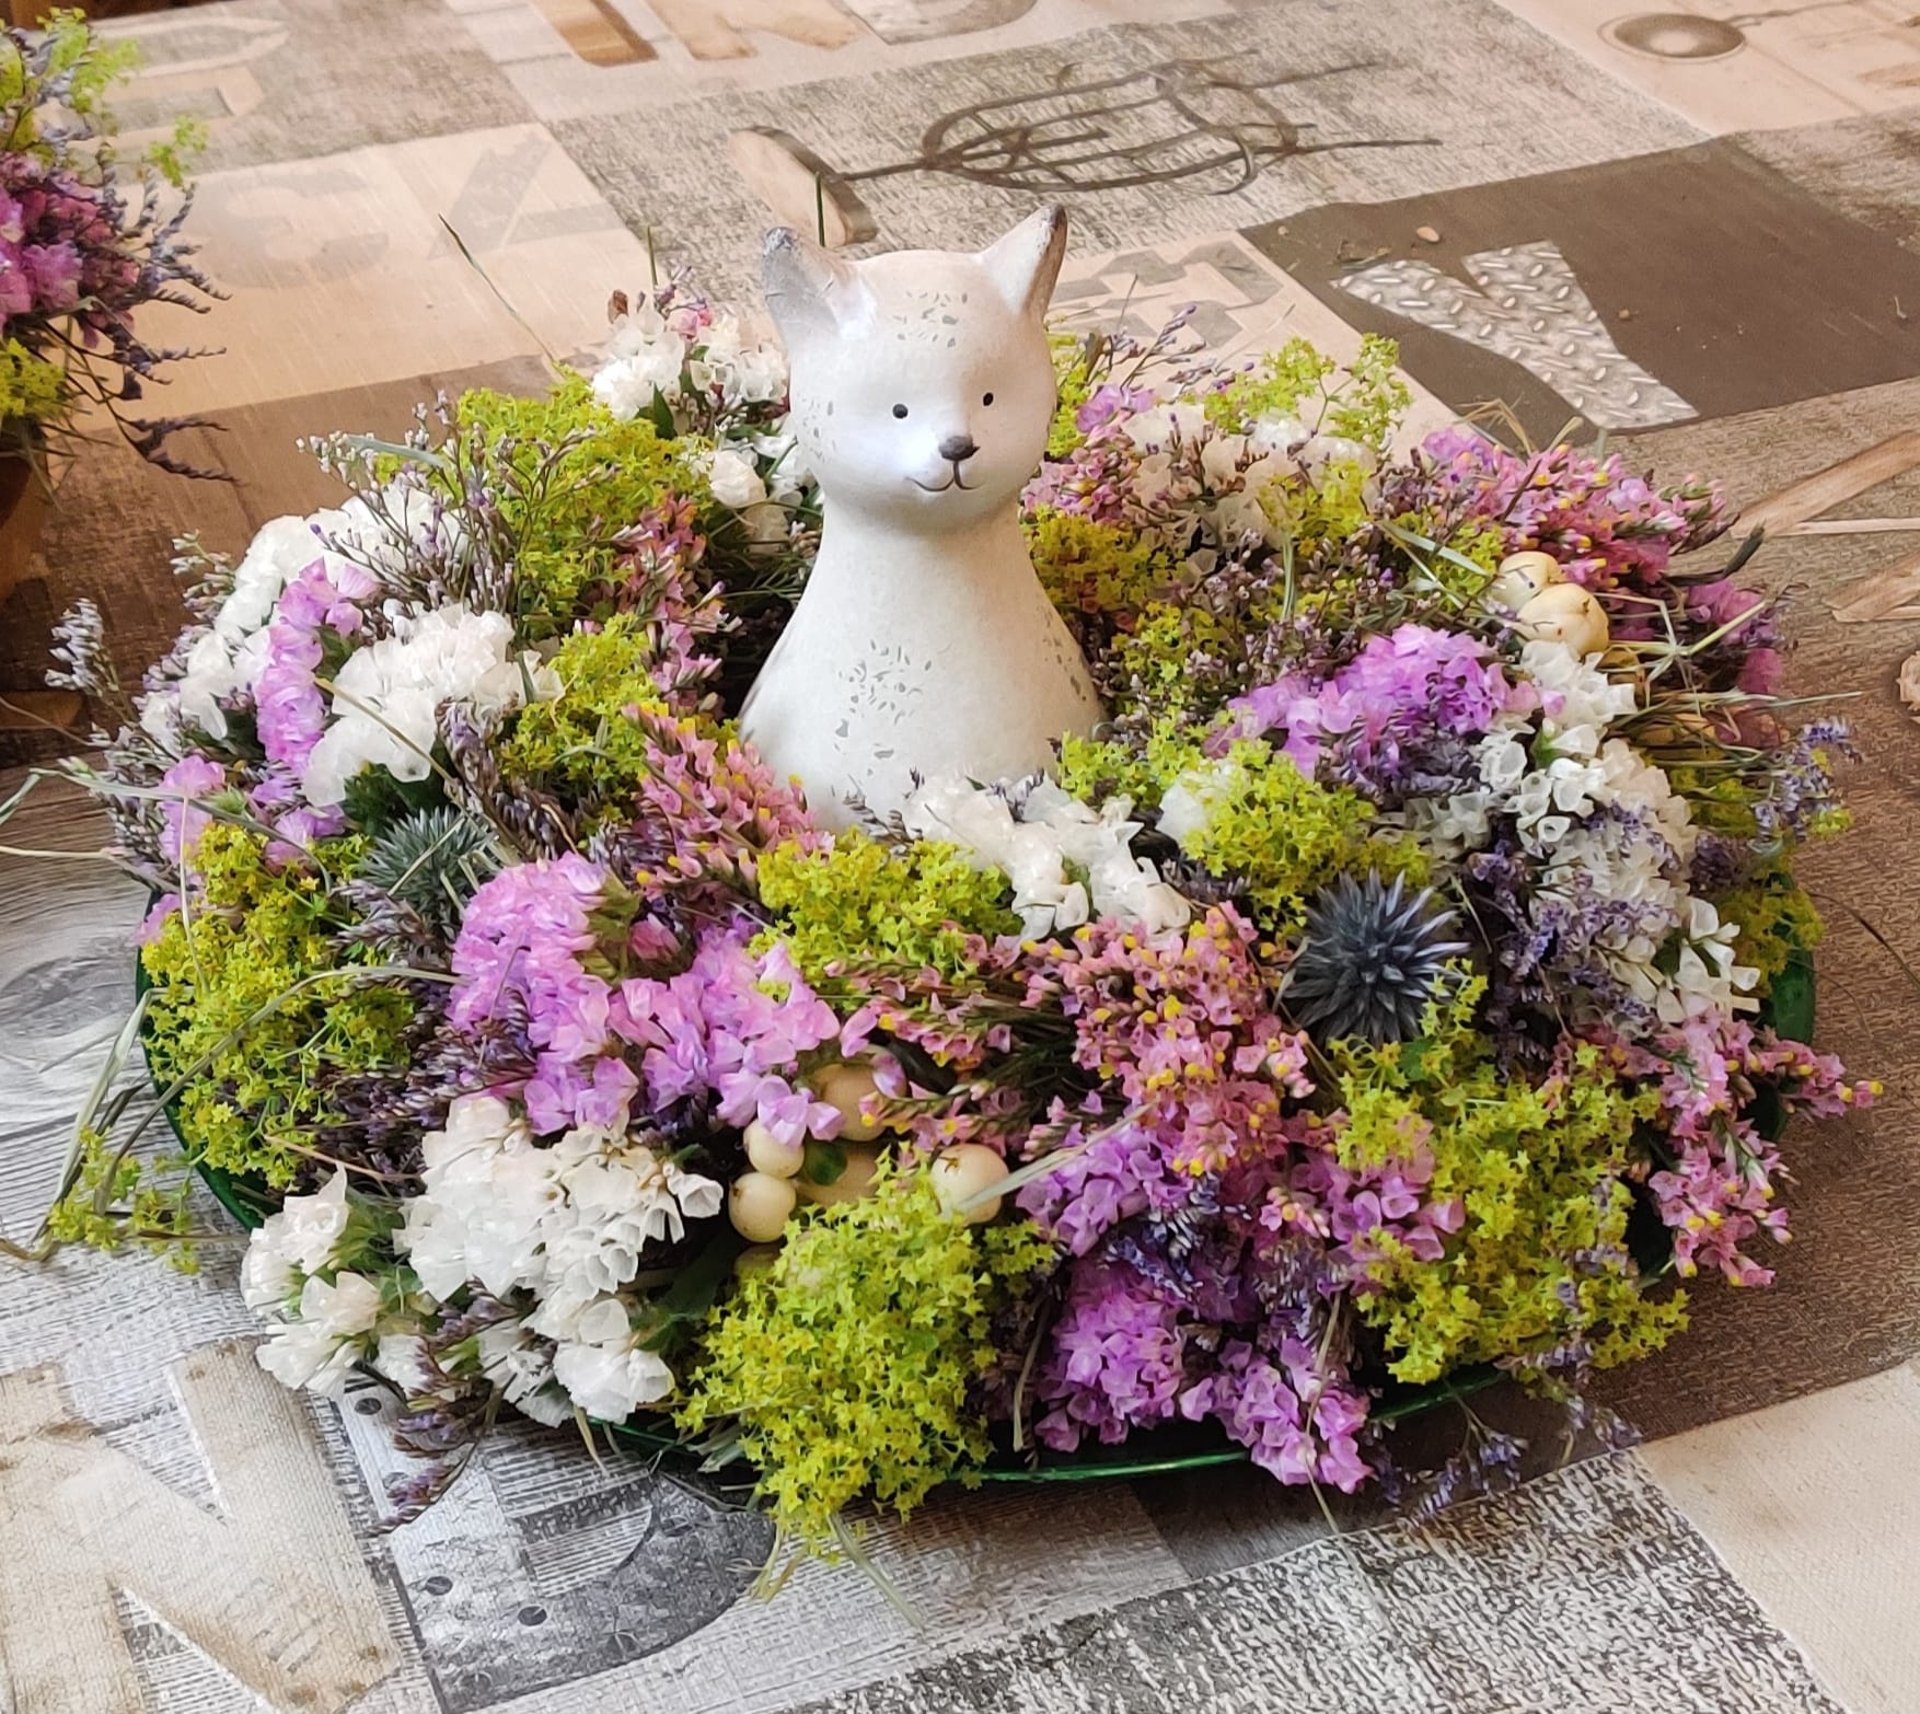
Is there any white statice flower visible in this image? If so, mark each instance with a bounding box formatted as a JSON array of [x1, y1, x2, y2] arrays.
[[398, 1095, 725, 1421], [1129, 449, 1188, 512], [902, 775, 1075, 930], [1155, 757, 1240, 850], [138, 682, 187, 749], [689, 311, 786, 406], [400, 1094, 554, 1301], [552, 1333, 675, 1422], [373, 1334, 434, 1395], [1522, 746, 1752, 1026], [1199, 431, 1253, 489], [1510, 753, 1609, 851], [160, 624, 273, 744], [592, 298, 688, 419], [315, 484, 468, 584], [1187, 430, 1288, 545], [477, 1318, 572, 1428], [1021, 780, 1192, 934], [303, 603, 560, 807], [240, 1168, 353, 1311], [1123, 400, 1208, 453], [532, 1126, 724, 1331], [170, 627, 247, 742], [1593, 738, 1697, 862], [903, 773, 1190, 938], [1474, 725, 1531, 796], [1664, 897, 1762, 1024], [1405, 785, 1498, 858], [1446, 650, 1653, 861], [751, 426, 811, 506], [1523, 641, 1638, 756], [215, 515, 331, 641], [1246, 413, 1308, 458], [705, 445, 769, 510], [1297, 432, 1378, 476], [254, 1270, 382, 1394], [707, 437, 805, 545]]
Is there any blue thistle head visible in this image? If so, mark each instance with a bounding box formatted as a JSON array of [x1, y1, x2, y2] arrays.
[[1285, 871, 1470, 1044]]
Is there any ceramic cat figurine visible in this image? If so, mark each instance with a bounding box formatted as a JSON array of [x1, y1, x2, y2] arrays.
[[740, 206, 1104, 830]]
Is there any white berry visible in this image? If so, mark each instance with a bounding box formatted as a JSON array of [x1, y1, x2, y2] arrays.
[[1515, 581, 1610, 658], [795, 1143, 881, 1206], [1486, 550, 1563, 615], [744, 1119, 805, 1179], [729, 1171, 797, 1243], [931, 1144, 1011, 1224], [813, 1061, 884, 1142]]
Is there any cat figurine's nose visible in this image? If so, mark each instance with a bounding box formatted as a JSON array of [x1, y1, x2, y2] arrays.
[[938, 433, 977, 463]]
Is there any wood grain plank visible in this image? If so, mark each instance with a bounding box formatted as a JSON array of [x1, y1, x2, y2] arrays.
[[1642, 1361, 1920, 1714], [1741, 431, 1920, 537]]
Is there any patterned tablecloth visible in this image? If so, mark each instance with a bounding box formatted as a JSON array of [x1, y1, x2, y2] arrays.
[[3, 2, 1920, 1710]]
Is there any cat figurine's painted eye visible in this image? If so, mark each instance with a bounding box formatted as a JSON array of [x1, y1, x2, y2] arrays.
[[892, 403, 908, 419]]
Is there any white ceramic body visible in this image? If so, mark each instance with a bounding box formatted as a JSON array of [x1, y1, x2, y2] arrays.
[[740, 208, 1102, 828]]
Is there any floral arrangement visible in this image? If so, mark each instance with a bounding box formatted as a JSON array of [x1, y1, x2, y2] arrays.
[[0, 10, 212, 473], [26, 275, 1876, 1566]]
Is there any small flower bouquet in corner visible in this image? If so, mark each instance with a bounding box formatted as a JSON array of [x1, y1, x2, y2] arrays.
[[0, 9, 213, 484], [19, 276, 1878, 1573]]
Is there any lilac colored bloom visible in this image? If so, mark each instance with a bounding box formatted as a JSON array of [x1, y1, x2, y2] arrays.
[[134, 892, 182, 945], [612, 928, 844, 1140], [157, 753, 225, 866], [449, 855, 631, 1133], [525, 1054, 638, 1136], [255, 558, 379, 776], [1020, 1114, 1190, 1256], [1223, 623, 1533, 798], [1075, 382, 1154, 434], [1282, 1146, 1465, 1279], [1034, 1257, 1188, 1449], [1178, 1336, 1372, 1490], [22, 238, 80, 311], [262, 804, 346, 871]]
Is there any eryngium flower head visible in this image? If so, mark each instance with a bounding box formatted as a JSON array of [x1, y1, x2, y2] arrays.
[[1285, 872, 1469, 1044]]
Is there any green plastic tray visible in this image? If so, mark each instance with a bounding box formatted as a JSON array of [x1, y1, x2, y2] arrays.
[[165, 947, 1816, 1484]]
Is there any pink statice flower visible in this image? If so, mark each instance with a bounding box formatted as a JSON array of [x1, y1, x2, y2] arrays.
[[1419, 428, 1728, 592], [612, 928, 843, 1144], [449, 855, 639, 1134], [255, 559, 380, 777], [1625, 1014, 1878, 1287], [1016, 905, 1310, 1250], [157, 753, 225, 866], [1034, 1257, 1188, 1448], [628, 707, 820, 895]]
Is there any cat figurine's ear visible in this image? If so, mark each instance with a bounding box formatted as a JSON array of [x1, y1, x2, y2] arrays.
[[977, 205, 1068, 321], [762, 227, 872, 348]]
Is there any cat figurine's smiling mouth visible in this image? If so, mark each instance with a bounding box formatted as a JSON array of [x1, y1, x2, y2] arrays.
[[911, 467, 975, 494]]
